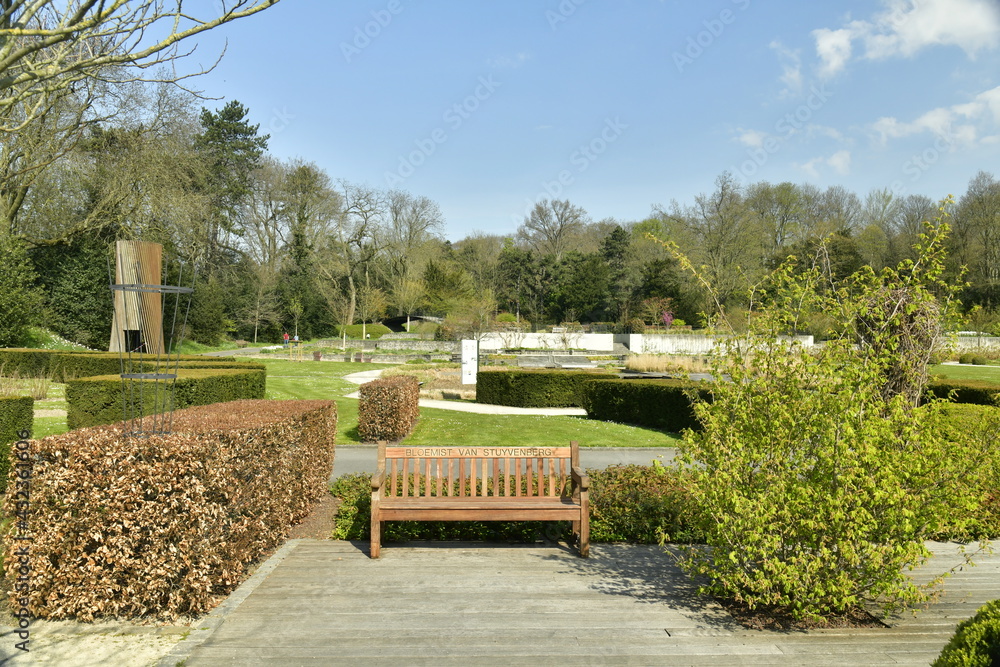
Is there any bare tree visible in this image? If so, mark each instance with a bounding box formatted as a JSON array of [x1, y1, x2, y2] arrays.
[[383, 189, 443, 279], [656, 172, 761, 308], [314, 182, 387, 326], [0, 1, 281, 134], [391, 275, 425, 332], [517, 198, 588, 261]]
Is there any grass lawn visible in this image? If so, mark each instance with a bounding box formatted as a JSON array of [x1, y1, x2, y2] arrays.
[[259, 358, 679, 447], [931, 363, 1000, 382], [407, 409, 680, 447]]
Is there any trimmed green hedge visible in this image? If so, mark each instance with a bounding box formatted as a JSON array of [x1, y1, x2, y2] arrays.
[[933, 598, 1000, 666], [581, 378, 712, 433], [67, 368, 266, 429], [0, 348, 262, 382], [50, 353, 263, 383], [933, 403, 1000, 541], [928, 379, 1000, 406], [476, 370, 610, 408], [0, 395, 32, 493], [0, 348, 91, 378]]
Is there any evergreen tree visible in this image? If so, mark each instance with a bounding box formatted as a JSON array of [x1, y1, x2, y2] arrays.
[[0, 235, 44, 347]]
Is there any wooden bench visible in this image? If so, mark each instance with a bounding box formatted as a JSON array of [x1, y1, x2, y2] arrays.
[[370, 441, 589, 558]]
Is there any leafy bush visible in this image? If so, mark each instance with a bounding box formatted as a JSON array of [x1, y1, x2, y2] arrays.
[[667, 214, 987, 621], [959, 352, 990, 365], [330, 473, 549, 542], [933, 403, 1000, 541], [3, 399, 336, 621], [357, 375, 419, 442], [588, 464, 703, 543], [476, 370, 610, 408], [581, 378, 710, 433], [933, 599, 1000, 666]]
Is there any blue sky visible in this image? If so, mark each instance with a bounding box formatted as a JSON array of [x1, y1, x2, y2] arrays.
[[190, 0, 1000, 240]]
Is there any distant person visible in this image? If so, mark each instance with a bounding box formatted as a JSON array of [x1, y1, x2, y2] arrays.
[[283, 332, 289, 347], [293, 334, 299, 343]]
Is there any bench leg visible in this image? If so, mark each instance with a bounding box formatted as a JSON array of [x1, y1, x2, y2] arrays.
[[579, 517, 589, 558], [371, 518, 381, 559]]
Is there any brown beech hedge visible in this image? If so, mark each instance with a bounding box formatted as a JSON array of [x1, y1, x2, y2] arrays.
[[357, 375, 419, 442], [2, 398, 336, 621]]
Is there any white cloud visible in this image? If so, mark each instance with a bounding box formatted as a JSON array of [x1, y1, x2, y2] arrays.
[[812, 0, 1000, 76], [795, 150, 852, 178], [870, 84, 1000, 147], [827, 149, 852, 175], [866, 0, 1000, 59], [796, 156, 823, 179], [813, 27, 855, 77], [769, 40, 803, 96], [736, 128, 768, 148]]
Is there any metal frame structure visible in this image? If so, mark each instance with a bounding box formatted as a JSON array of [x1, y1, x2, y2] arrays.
[[108, 240, 194, 437]]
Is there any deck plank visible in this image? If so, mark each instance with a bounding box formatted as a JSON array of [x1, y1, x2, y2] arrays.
[[176, 540, 1000, 666]]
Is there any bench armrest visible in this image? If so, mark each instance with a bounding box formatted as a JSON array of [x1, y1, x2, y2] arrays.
[[571, 466, 589, 491], [372, 467, 385, 491]]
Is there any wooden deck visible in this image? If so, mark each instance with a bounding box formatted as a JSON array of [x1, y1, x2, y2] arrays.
[[172, 539, 1000, 666]]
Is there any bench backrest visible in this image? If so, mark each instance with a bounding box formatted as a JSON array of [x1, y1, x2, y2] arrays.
[[377, 442, 580, 499]]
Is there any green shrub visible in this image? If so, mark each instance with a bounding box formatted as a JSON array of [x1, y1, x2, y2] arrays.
[[329, 473, 549, 542], [958, 352, 989, 365], [0, 395, 32, 493], [66, 367, 267, 429], [476, 370, 610, 408], [581, 378, 711, 433], [357, 375, 419, 442], [671, 216, 988, 621], [933, 403, 1000, 541], [588, 464, 703, 543], [927, 379, 1000, 406], [933, 599, 1000, 666]]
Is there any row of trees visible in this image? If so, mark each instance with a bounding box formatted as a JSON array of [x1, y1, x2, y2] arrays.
[[1, 2, 998, 347], [5, 88, 1000, 348]]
